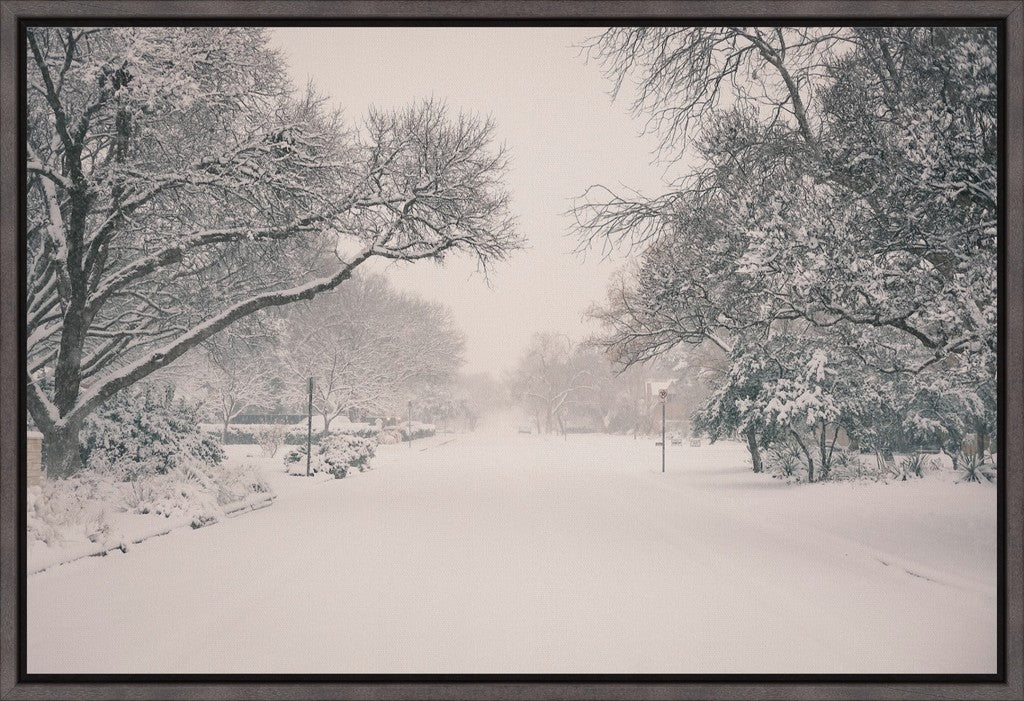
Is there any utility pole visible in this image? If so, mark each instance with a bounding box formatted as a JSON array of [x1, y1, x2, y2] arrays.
[[306, 377, 313, 477]]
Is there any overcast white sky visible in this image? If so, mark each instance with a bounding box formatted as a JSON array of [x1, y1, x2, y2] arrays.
[[269, 27, 678, 377]]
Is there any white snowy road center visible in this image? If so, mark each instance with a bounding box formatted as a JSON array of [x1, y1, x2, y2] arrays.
[[28, 434, 996, 674]]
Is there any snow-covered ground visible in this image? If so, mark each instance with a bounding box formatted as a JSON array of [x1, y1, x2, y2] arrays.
[[27, 433, 996, 674]]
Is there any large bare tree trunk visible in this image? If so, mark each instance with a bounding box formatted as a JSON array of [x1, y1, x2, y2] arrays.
[[41, 418, 85, 479]]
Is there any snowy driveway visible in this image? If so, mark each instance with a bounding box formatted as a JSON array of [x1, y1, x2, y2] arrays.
[[28, 433, 997, 674]]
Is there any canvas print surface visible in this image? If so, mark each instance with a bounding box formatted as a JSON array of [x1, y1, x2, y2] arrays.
[[23, 25, 998, 675]]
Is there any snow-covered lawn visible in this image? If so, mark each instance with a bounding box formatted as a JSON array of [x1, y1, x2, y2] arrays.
[[27, 433, 996, 674]]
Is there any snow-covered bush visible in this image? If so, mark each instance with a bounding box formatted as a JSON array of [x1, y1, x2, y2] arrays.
[[899, 453, 937, 479], [322, 434, 376, 476], [29, 458, 275, 548], [254, 425, 288, 457], [398, 423, 436, 441], [378, 430, 401, 445], [765, 443, 800, 479], [283, 434, 377, 478], [283, 445, 325, 474], [828, 449, 883, 482], [27, 471, 120, 548], [130, 463, 223, 527], [958, 454, 996, 484], [130, 460, 272, 526], [81, 384, 224, 479]]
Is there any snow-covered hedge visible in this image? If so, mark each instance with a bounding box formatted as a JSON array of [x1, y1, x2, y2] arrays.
[[283, 434, 377, 479], [398, 423, 436, 441], [82, 384, 224, 478], [202, 421, 439, 446], [204, 423, 380, 445]]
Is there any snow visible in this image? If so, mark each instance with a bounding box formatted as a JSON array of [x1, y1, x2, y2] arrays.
[[27, 434, 996, 674]]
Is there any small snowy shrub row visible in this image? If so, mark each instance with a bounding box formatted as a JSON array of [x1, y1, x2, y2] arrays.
[[28, 459, 274, 550], [31, 384, 272, 549], [899, 452, 938, 479], [399, 423, 436, 441], [283, 434, 377, 478], [377, 422, 437, 444], [764, 441, 955, 483], [129, 460, 272, 525], [827, 450, 886, 482], [81, 384, 224, 479]]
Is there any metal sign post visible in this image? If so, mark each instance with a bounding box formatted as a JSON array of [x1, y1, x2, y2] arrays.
[[659, 388, 667, 473], [306, 377, 313, 477]]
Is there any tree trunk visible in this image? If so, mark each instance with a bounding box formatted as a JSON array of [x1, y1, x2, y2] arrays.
[[818, 421, 831, 481], [41, 419, 85, 479], [975, 420, 987, 461], [221, 417, 230, 444], [791, 430, 814, 482], [744, 427, 763, 473]]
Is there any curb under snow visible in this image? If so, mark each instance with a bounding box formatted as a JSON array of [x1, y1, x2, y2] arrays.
[[28, 493, 276, 576]]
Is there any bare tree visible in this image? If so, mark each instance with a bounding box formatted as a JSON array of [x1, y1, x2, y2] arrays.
[[183, 321, 280, 442], [508, 334, 593, 435], [581, 27, 847, 158], [278, 274, 465, 433], [25, 28, 517, 476]]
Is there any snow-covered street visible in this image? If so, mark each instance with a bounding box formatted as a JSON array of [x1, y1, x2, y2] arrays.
[[27, 433, 997, 675]]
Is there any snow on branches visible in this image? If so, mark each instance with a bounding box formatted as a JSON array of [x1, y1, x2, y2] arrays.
[[579, 26, 998, 478], [25, 27, 518, 476]]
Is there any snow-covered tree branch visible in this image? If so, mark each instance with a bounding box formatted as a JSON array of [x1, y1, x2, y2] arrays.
[[25, 27, 518, 476], [577, 26, 997, 475]]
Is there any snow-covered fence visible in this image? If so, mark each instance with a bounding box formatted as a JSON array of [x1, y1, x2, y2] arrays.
[[27, 431, 43, 486]]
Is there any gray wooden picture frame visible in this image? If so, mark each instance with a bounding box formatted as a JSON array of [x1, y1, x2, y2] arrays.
[[1, 1, 1021, 699]]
